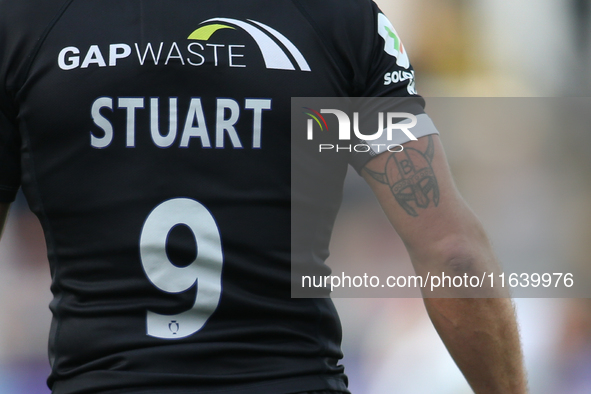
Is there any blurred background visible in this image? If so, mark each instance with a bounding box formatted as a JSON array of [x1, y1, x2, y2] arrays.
[[1, 0, 590, 392]]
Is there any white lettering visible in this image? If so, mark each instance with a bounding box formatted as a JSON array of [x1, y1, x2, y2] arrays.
[[245, 99, 271, 148], [391, 71, 399, 83], [118, 98, 145, 147], [89, 96, 269, 149], [384, 72, 392, 85], [90, 97, 114, 148], [206, 44, 225, 66], [180, 98, 211, 148], [387, 144, 404, 152], [109, 43, 132, 66], [384, 70, 415, 86], [187, 43, 205, 66], [319, 109, 350, 140], [316, 143, 405, 154], [135, 42, 164, 65], [81, 45, 107, 68], [353, 144, 370, 153], [215, 99, 242, 148], [150, 97, 178, 148], [387, 113, 418, 141], [372, 143, 385, 152], [353, 112, 384, 141], [228, 45, 246, 68], [165, 42, 185, 65], [58, 46, 80, 70]]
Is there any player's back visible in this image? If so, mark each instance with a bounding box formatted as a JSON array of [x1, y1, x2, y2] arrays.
[[0, 0, 418, 392]]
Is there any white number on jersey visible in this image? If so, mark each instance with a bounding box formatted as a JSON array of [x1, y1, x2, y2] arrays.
[[139, 198, 223, 339]]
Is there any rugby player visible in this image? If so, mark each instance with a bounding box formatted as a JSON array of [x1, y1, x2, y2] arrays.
[[0, 0, 527, 392]]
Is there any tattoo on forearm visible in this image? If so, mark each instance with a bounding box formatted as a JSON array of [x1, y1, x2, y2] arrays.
[[365, 135, 440, 217]]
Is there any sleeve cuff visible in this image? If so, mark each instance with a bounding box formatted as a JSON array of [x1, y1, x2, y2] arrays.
[[349, 113, 439, 174]]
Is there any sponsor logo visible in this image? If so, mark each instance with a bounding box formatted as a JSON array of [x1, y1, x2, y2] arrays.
[[58, 18, 310, 72], [377, 13, 410, 69], [190, 18, 310, 71], [383, 69, 417, 95]]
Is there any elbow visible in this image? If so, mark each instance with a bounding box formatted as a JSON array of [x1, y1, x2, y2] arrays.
[[437, 232, 497, 277], [412, 235, 491, 276], [443, 252, 479, 277], [411, 229, 504, 296]]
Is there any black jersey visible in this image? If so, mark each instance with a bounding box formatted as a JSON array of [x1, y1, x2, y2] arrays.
[[0, 1, 434, 393]]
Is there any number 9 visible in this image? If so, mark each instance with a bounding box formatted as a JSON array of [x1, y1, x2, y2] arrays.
[[139, 198, 223, 339]]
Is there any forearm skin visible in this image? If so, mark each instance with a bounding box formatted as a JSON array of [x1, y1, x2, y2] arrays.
[[424, 297, 528, 394]]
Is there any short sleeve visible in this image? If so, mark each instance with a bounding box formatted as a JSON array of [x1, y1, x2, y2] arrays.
[[359, 2, 418, 98], [347, 3, 439, 172]]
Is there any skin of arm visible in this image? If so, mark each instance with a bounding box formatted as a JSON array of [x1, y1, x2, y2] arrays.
[[362, 134, 528, 393]]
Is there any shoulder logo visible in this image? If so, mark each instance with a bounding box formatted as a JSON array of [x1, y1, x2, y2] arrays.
[[189, 18, 311, 71], [377, 13, 410, 69]]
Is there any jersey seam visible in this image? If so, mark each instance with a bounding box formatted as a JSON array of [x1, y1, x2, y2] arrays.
[[19, 123, 63, 379], [366, 5, 383, 95], [289, 0, 354, 95], [14, 0, 76, 95]]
